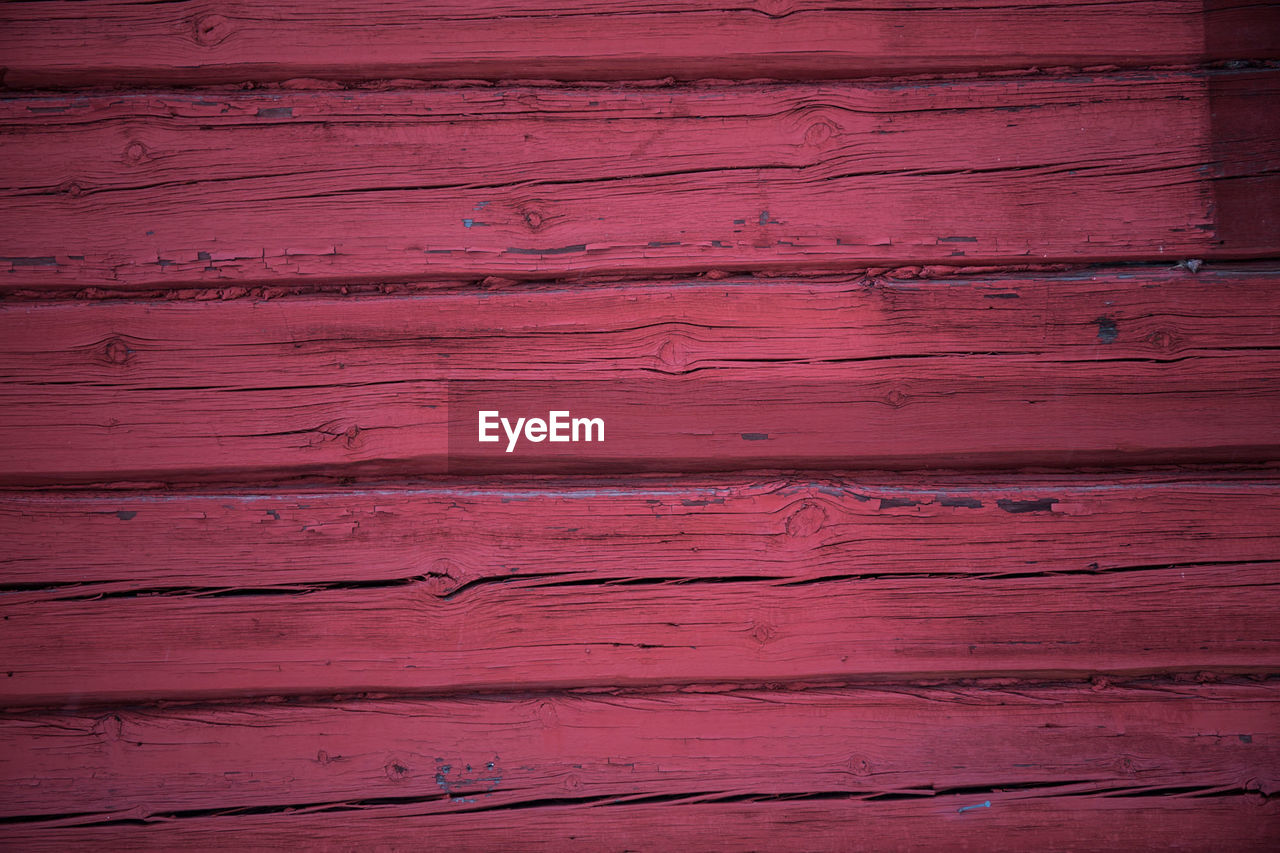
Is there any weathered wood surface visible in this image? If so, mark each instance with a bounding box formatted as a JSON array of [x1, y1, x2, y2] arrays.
[[4, 796, 1276, 852], [1, 683, 1275, 819], [3, 474, 1278, 590], [1, 1, 1275, 89], [4, 472, 1278, 705], [2, 71, 1277, 290], [2, 266, 1278, 484], [3, 4, 1278, 847], [3, 559, 1277, 705]]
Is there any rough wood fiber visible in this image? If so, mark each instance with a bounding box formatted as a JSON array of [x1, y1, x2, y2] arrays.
[[2, 267, 1278, 484], [1, 684, 1275, 818], [2, 474, 1278, 590], [1, 71, 1277, 289], [1, 1, 1275, 89], [4, 797, 1275, 852], [3, 2, 1278, 848], [3, 560, 1277, 705]]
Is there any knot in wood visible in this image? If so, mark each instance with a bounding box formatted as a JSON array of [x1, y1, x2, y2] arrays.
[[848, 756, 873, 777], [384, 758, 411, 782], [885, 389, 908, 408], [92, 713, 123, 742], [192, 14, 233, 47], [423, 558, 463, 596], [1145, 327, 1181, 352], [785, 501, 826, 539], [123, 140, 148, 164], [658, 333, 693, 373], [749, 619, 777, 645], [803, 117, 839, 150], [522, 209, 545, 231], [101, 337, 134, 366], [754, 0, 796, 19]]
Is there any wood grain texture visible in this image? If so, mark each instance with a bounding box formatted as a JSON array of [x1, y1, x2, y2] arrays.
[[4, 796, 1275, 852], [2, 474, 1277, 591], [3, 560, 1277, 705], [3, 5, 1279, 845], [1, 683, 1275, 819], [2, 266, 1279, 484], [4, 471, 1278, 704], [2, 71, 1277, 290], [1, 1, 1276, 89]]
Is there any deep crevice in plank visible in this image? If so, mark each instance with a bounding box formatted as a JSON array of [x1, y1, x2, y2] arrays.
[[1, 558, 1273, 601], [4, 673, 1275, 717], [1, 782, 1270, 830]]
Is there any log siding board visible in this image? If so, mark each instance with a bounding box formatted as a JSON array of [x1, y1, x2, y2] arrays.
[[2, 561, 1278, 705], [1, 71, 1277, 290], [0, 1, 1275, 88], [1, 474, 1278, 591], [0, 683, 1275, 819], [3, 472, 1278, 705], [1, 267, 1278, 484], [3, 797, 1276, 852]]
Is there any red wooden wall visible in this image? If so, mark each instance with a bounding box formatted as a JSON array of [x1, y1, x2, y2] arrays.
[[1, 2, 1279, 849]]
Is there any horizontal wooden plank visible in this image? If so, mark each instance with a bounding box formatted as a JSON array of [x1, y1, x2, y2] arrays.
[[1, 71, 1276, 289], [4, 796, 1275, 852], [1, 1, 1275, 89], [2, 475, 1279, 590], [3, 561, 1277, 705], [2, 266, 1279, 484], [0, 683, 1275, 821]]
